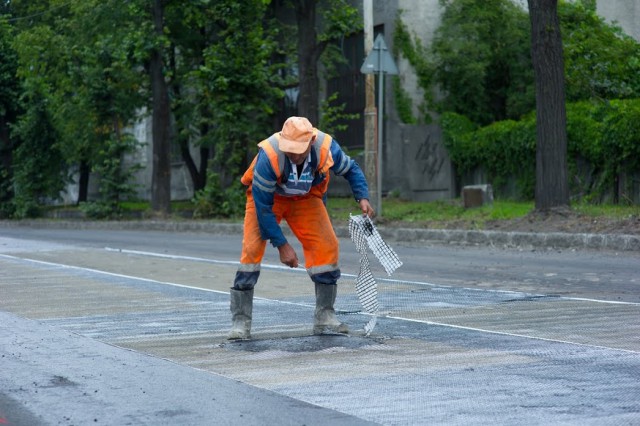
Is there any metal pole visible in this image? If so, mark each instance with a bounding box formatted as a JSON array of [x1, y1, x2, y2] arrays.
[[376, 69, 384, 217], [375, 33, 385, 217], [361, 33, 397, 218], [363, 0, 378, 215]]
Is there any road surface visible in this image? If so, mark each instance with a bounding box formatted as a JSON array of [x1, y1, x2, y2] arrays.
[[1, 227, 639, 425]]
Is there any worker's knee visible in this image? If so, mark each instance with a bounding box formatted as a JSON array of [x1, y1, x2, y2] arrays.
[[310, 269, 341, 285], [233, 271, 260, 290]]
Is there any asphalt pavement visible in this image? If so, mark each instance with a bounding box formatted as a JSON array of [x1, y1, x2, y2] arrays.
[[1, 220, 639, 425]]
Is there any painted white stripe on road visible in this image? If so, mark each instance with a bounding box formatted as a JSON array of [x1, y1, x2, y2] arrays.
[[103, 247, 640, 306], [0, 253, 228, 295], [2, 251, 637, 354], [387, 315, 640, 355]]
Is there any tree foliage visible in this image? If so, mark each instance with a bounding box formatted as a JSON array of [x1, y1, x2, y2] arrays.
[[4, 0, 637, 216], [430, 0, 534, 126], [11, 91, 67, 218], [442, 98, 640, 203], [8, 0, 148, 217], [202, 0, 281, 177], [293, 0, 362, 125], [422, 0, 640, 204], [0, 0, 364, 217], [560, 1, 640, 101], [0, 18, 21, 217], [188, 0, 283, 217], [398, 0, 640, 128]]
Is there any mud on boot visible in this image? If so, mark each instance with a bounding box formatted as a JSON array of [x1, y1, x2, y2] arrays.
[[313, 283, 349, 335], [228, 288, 253, 340]]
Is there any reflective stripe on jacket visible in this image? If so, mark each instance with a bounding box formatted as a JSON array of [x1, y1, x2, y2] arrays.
[[241, 130, 333, 188], [241, 129, 369, 247]]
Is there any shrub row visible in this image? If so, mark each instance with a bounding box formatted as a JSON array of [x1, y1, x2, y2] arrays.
[[441, 98, 640, 202]]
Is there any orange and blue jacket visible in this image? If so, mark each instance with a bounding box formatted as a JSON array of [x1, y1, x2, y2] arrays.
[[241, 129, 369, 247]]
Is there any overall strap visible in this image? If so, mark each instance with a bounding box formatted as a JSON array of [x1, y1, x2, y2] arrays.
[[240, 134, 282, 186], [313, 130, 334, 174], [258, 134, 286, 180]]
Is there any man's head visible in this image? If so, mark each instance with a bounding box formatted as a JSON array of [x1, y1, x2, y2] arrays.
[[279, 117, 315, 164]]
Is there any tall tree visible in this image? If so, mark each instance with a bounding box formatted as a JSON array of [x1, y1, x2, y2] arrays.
[[11, 90, 66, 218], [164, 3, 210, 193], [293, 0, 360, 125], [431, 0, 534, 126], [190, 0, 284, 219], [294, 0, 320, 123], [10, 0, 148, 213], [201, 0, 282, 180], [8, 6, 72, 217], [149, 0, 171, 215], [0, 17, 21, 217], [528, 0, 569, 211]]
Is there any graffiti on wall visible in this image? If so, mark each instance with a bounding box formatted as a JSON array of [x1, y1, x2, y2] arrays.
[[415, 132, 445, 183]]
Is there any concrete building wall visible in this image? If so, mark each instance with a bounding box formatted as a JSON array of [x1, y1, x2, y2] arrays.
[[369, 0, 454, 202], [125, 114, 196, 202], [597, 0, 639, 40], [63, 112, 197, 204]]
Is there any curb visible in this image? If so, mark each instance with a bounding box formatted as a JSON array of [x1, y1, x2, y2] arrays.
[[369, 228, 640, 252], [1, 219, 639, 252]]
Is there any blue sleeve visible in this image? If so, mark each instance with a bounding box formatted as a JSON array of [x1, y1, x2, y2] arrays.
[[252, 150, 288, 247], [329, 139, 370, 202]]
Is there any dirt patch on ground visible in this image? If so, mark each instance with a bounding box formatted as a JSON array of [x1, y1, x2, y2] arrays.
[[376, 209, 640, 236], [483, 211, 640, 235]]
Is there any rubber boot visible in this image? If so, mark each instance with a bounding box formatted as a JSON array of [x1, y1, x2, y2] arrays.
[[313, 283, 349, 335], [228, 288, 253, 340]]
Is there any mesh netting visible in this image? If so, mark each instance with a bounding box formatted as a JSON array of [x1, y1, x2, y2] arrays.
[[348, 214, 403, 335]]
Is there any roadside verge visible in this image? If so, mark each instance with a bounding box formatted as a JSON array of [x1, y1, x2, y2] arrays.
[[2, 219, 639, 252]]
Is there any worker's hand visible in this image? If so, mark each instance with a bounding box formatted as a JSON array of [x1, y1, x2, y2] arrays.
[[278, 242, 299, 268], [359, 198, 375, 218]]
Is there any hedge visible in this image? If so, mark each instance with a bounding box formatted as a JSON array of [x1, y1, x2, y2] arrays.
[[442, 98, 640, 202]]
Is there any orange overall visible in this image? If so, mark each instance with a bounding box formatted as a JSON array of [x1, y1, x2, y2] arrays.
[[233, 131, 342, 290]]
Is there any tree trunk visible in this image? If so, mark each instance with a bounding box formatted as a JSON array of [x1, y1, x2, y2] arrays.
[[0, 116, 11, 174], [150, 0, 171, 215], [0, 117, 13, 203], [295, 0, 321, 125], [528, 0, 569, 211], [179, 137, 208, 192], [77, 160, 90, 204], [169, 42, 208, 195], [198, 146, 209, 189]]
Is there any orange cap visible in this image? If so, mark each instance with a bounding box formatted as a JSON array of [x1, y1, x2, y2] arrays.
[[278, 116, 314, 154]]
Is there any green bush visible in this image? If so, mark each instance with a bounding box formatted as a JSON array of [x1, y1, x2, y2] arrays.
[[79, 133, 142, 219], [473, 118, 536, 198], [11, 93, 67, 218], [442, 111, 535, 199], [566, 101, 603, 163], [601, 99, 640, 203], [440, 112, 478, 172], [601, 99, 640, 171], [192, 171, 245, 219], [443, 99, 640, 203]]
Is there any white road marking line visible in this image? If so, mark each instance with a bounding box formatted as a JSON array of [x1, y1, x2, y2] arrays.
[[0, 253, 228, 295], [103, 247, 640, 306], [387, 315, 640, 355], [1, 252, 638, 354]]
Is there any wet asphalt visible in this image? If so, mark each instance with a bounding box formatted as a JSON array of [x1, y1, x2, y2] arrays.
[[0, 222, 639, 425]]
